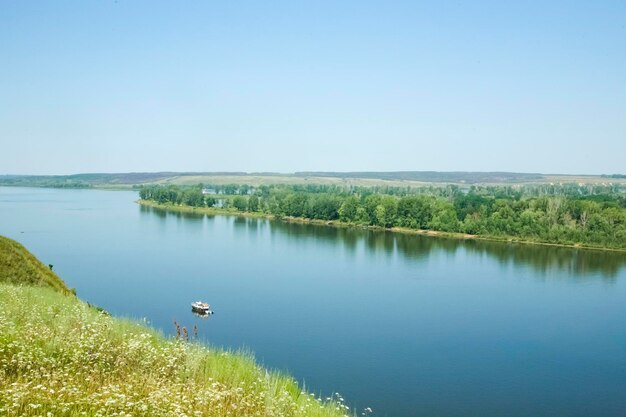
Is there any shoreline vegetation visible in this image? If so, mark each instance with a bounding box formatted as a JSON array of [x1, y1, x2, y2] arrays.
[[138, 200, 626, 253], [137, 182, 626, 252], [0, 236, 354, 417]]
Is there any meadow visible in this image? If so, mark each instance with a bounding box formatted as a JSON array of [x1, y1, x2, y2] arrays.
[[0, 236, 352, 417]]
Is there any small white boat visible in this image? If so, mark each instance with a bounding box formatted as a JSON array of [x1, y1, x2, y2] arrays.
[[191, 301, 213, 314]]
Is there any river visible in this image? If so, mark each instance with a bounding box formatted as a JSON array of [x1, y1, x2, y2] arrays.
[[1, 187, 626, 417]]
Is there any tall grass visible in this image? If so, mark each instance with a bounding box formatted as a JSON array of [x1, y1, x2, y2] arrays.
[[0, 286, 353, 417], [0, 236, 71, 294], [0, 237, 353, 417]]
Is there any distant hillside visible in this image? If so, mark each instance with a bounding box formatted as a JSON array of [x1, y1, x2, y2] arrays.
[[0, 172, 273, 188], [295, 171, 545, 184], [0, 172, 187, 187], [1, 171, 625, 189]]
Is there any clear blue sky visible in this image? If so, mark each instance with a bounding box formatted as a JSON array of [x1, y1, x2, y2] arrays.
[[1, 1, 624, 175]]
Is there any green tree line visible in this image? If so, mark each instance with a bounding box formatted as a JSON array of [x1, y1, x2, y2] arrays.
[[139, 184, 626, 249]]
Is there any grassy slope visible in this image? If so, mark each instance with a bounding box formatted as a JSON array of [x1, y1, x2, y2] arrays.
[[0, 236, 71, 294], [0, 236, 350, 417]]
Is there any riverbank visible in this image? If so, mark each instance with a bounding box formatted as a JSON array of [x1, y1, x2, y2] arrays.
[[138, 199, 626, 253], [0, 236, 351, 417]]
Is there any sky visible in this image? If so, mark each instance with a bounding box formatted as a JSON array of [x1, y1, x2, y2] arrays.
[[1, 1, 625, 175]]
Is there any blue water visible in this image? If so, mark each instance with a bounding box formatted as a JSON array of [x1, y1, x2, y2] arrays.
[[1, 187, 626, 417]]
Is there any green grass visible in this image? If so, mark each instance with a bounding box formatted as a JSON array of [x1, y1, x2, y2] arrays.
[[138, 199, 274, 219], [0, 237, 352, 417], [0, 236, 72, 294]]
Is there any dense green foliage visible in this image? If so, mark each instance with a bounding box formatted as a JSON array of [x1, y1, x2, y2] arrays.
[[0, 238, 352, 417], [0, 236, 72, 293], [140, 184, 626, 249]]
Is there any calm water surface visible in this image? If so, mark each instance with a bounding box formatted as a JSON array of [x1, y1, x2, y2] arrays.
[[2, 187, 626, 417]]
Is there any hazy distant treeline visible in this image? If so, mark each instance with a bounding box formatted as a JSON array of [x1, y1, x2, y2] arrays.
[[0, 177, 92, 188], [139, 183, 626, 249]]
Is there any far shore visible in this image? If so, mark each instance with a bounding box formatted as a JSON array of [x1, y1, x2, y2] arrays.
[[137, 200, 626, 253]]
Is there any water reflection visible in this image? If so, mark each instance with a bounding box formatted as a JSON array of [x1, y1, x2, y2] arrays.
[[463, 239, 624, 280], [144, 208, 625, 280], [233, 216, 247, 228], [140, 204, 205, 221]]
